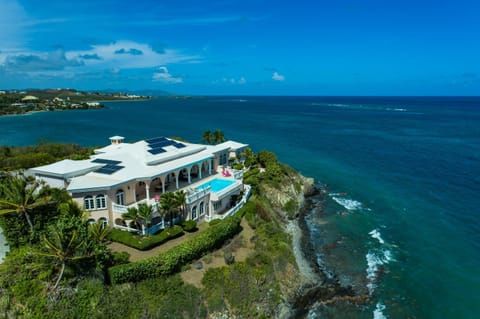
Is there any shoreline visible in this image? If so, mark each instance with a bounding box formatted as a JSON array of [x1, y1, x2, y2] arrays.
[[288, 183, 368, 318]]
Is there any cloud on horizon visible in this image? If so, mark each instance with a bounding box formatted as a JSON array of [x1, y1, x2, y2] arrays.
[[152, 66, 183, 83], [272, 71, 285, 81], [114, 48, 143, 56]]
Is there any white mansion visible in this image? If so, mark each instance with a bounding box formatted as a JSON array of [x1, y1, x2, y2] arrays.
[[28, 136, 249, 233]]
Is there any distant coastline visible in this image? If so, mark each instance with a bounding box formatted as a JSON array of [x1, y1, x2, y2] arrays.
[[0, 88, 150, 117]]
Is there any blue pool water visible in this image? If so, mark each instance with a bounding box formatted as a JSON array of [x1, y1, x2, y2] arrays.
[[196, 178, 235, 193]]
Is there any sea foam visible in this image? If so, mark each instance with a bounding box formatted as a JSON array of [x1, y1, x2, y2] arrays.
[[369, 229, 385, 244], [366, 249, 394, 294], [373, 302, 387, 319], [331, 195, 363, 211]]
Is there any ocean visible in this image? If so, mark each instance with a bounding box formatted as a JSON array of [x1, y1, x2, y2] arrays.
[[0, 96, 479, 318]]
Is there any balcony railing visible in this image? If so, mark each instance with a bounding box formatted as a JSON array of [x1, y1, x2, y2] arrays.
[[186, 187, 211, 204]]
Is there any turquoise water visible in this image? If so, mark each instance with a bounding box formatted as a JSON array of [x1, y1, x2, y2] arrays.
[[196, 178, 235, 193], [0, 97, 479, 318]]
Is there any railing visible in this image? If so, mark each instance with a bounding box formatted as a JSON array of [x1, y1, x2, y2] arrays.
[[232, 169, 244, 180], [112, 203, 129, 214], [186, 187, 211, 204], [214, 181, 242, 200], [112, 200, 159, 215], [113, 224, 141, 234], [213, 184, 251, 220]]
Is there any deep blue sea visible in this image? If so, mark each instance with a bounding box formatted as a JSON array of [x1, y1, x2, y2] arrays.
[[1, 96, 479, 318]]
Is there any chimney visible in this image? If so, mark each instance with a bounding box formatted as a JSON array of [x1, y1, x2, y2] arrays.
[[109, 136, 125, 145]]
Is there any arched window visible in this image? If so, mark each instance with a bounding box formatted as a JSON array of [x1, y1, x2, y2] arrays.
[[199, 202, 204, 216], [84, 195, 95, 210], [191, 206, 197, 220], [116, 189, 125, 205], [95, 194, 106, 209], [99, 217, 108, 228]]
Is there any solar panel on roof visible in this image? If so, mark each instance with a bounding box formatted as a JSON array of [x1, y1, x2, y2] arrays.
[[148, 148, 166, 155], [92, 158, 121, 165], [174, 143, 186, 148], [146, 136, 167, 144], [95, 165, 124, 175], [148, 140, 168, 148]]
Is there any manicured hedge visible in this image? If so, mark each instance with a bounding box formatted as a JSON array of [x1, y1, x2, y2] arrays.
[[108, 225, 184, 251], [180, 220, 197, 232], [108, 213, 243, 284]]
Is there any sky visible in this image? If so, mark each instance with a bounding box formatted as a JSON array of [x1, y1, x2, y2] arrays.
[[0, 0, 479, 95]]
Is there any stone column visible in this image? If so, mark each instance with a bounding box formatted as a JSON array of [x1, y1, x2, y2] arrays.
[[145, 182, 150, 201]]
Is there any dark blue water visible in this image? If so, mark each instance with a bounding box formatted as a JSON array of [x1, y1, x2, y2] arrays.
[[1, 96, 479, 318]]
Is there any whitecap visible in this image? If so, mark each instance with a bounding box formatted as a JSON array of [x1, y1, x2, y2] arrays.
[[369, 229, 385, 244], [331, 196, 363, 211], [373, 302, 387, 319], [366, 249, 394, 294]]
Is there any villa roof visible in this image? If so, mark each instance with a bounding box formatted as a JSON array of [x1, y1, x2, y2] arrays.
[[30, 136, 248, 193], [221, 140, 248, 151], [29, 159, 99, 178]]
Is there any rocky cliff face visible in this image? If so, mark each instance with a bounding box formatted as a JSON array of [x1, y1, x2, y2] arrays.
[[261, 172, 316, 219]]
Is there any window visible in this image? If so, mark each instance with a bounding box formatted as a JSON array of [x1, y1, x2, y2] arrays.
[[199, 202, 204, 216], [99, 217, 108, 228], [116, 189, 125, 205], [95, 194, 106, 209], [213, 200, 222, 211], [84, 196, 95, 210], [191, 206, 197, 220]]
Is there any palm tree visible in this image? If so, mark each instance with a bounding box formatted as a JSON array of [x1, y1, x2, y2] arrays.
[[137, 204, 154, 235], [122, 207, 140, 230], [39, 228, 91, 289], [202, 130, 212, 145], [213, 129, 226, 144], [240, 147, 256, 168], [88, 220, 111, 242], [0, 176, 50, 235], [159, 192, 176, 227], [174, 190, 187, 221]]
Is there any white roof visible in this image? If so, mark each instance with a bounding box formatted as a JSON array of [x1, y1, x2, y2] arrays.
[[29, 159, 99, 178], [30, 136, 247, 193], [221, 140, 248, 151]]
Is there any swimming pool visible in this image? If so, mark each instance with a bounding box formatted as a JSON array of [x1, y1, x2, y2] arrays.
[[196, 178, 236, 193]]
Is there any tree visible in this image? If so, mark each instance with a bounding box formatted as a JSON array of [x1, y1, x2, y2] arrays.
[[137, 204, 154, 235], [122, 207, 140, 229], [38, 217, 94, 290], [202, 130, 212, 145], [0, 176, 51, 236], [241, 147, 256, 168], [159, 192, 176, 227], [174, 190, 187, 221], [89, 220, 111, 242], [213, 129, 226, 144]]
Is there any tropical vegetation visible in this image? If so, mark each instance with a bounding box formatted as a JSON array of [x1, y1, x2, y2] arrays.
[[0, 140, 307, 318]]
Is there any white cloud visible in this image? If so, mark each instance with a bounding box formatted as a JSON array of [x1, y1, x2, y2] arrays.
[[219, 76, 247, 85], [272, 71, 285, 81], [152, 66, 183, 83], [67, 40, 201, 70], [0, 40, 201, 79]]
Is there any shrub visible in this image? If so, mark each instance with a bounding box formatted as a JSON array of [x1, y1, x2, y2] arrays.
[[233, 163, 243, 170], [108, 213, 243, 284], [112, 252, 130, 265], [283, 199, 298, 219], [181, 220, 197, 232], [224, 250, 235, 265], [209, 219, 221, 227], [108, 225, 184, 251]]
